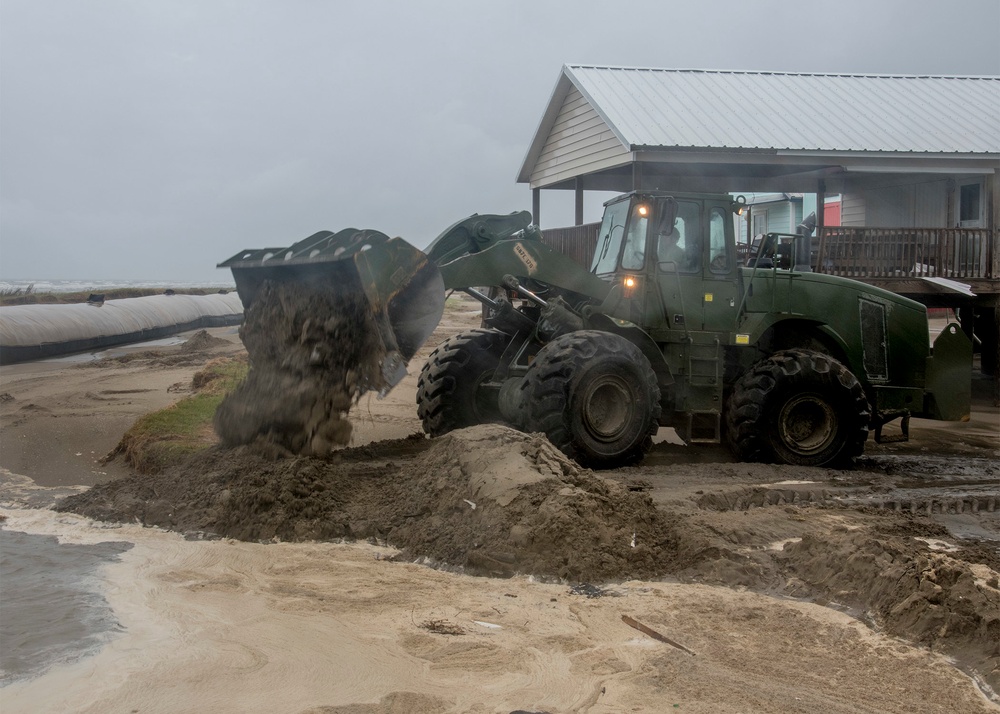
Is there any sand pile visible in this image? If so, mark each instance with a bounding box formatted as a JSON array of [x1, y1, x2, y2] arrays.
[[179, 329, 230, 353], [213, 280, 386, 456], [364, 426, 679, 580], [58, 424, 680, 582]]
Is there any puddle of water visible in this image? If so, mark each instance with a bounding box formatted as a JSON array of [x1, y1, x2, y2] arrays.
[[43, 337, 187, 364], [0, 528, 132, 685], [931, 514, 1000, 545], [914, 536, 959, 552]]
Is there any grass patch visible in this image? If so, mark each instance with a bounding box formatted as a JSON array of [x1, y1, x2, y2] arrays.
[[111, 357, 248, 474], [0, 284, 35, 300]]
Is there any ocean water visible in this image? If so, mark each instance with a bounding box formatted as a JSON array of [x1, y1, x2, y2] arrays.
[[0, 472, 132, 687], [0, 278, 234, 294], [0, 529, 132, 685]]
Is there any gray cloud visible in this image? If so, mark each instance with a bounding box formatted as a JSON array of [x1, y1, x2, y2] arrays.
[[2, 0, 998, 282]]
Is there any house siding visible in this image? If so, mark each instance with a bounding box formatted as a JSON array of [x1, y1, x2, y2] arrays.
[[866, 185, 914, 225], [841, 195, 867, 226], [529, 87, 630, 187], [914, 180, 948, 226], [847, 179, 950, 227], [770, 204, 792, 233]]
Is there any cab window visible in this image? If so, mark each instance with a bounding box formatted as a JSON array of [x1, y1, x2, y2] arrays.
[[657, 200, 701, 273], [591, 199, 630, 274], [621, 203, 650, 269], [708, 207, 731, 273]]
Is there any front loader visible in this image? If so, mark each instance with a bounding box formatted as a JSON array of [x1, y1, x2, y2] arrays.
[[220, 191, 972, 469]]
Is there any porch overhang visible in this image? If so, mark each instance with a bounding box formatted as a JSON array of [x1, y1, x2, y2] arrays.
[[530, 148, 1000, 195]]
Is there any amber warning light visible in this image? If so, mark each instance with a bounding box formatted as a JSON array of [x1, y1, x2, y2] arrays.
[[623, 275, 638, 296]]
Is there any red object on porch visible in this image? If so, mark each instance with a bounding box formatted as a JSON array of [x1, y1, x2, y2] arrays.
[[824, 200, 841, 226]]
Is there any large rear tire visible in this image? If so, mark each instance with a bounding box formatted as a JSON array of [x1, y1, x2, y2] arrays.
[[519, 330, 661, 469], [726, 349, 870, 467], [416, 329, 509, 436]]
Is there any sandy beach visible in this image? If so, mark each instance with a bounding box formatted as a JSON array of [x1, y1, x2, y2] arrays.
[[1, 295, 998, 713]]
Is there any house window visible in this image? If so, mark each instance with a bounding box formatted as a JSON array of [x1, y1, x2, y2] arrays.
[[958, 181, 983, 227], [752, 210, 768, 236]]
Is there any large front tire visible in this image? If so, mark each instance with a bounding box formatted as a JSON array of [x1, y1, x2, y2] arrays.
[[416, 329, 509, 436], [726, 349, 870, 467], [519, 330, 661, 469]]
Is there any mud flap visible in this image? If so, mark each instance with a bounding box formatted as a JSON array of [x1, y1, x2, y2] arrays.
[[923, 323, 972, 421]]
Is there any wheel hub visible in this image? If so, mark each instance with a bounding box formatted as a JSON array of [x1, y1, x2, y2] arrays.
[[582, 377, 634, 442], [778, 394, 837, 455]]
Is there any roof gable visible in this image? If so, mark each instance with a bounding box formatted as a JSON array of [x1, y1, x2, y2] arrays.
[[527, 82, 631, 187]]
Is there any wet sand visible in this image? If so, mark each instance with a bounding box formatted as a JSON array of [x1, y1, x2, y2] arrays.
[[2, 505, 995, 714]]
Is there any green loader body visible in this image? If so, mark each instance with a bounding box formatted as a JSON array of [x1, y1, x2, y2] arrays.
[[221, 191, 972, 468]]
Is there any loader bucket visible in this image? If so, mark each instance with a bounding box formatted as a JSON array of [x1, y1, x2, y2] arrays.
[[219, 228, 445, 393]]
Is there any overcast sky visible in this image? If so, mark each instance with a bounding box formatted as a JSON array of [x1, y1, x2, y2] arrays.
[[1, 0, 998, 283]]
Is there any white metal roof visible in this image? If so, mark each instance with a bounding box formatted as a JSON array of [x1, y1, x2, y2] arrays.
[[519, 66, 1000, 183]]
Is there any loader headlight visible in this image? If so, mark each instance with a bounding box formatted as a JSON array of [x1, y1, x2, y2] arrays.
[[623, 275, 638, 297], [637, 204, 649, 217]]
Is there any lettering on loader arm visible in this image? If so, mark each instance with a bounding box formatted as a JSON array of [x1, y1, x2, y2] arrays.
[[514, 242, 537, 274]]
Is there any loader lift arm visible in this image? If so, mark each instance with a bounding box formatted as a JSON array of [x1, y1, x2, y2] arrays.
[[218, 212, 557, 394], [423, 211, 534, 265]]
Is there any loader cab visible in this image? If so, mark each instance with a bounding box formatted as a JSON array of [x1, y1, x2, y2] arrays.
[[591, 192, 736, 278], [591, 192, 741, 336]]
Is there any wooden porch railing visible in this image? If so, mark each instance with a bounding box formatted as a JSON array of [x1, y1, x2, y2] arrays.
[[542, 224, 998, 282], [541, 222, 599, 270], [814, 227, 996, 280]]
